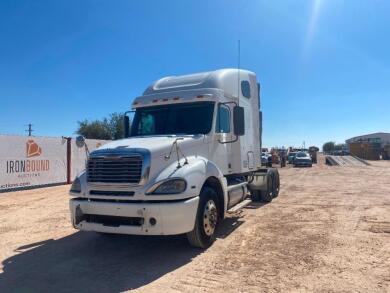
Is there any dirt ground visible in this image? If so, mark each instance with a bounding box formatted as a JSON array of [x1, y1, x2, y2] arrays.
[[0, 157, 389, 293]]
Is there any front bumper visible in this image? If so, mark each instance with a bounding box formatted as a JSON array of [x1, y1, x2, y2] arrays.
[[294, 161, 312, 166], [69, 196, 199, 235]]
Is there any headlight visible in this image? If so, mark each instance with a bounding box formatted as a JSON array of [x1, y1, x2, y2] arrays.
[[146, 178, 187, 195], [70, 177, 81, 193]]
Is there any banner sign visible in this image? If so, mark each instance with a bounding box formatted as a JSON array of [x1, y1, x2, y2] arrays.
[[70, 139, 110, 181], [0, 135, 68, 191]]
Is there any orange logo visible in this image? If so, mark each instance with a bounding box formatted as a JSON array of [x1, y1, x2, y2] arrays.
[[26, 139, 42, 158]]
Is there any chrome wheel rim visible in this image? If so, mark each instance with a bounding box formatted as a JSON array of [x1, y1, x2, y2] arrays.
[[203, 199, 218, 236]]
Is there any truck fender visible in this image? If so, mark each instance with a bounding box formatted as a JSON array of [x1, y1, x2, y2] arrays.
[[152, 156, 228, 217], [204, 160, 228, 218], [69, 170, 87, 196]]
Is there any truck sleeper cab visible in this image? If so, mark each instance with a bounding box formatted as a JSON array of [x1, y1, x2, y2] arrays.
[[69, 68, 280, 248]]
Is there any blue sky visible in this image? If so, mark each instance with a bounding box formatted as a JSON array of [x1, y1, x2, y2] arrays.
[[0, 0, 389, 148]]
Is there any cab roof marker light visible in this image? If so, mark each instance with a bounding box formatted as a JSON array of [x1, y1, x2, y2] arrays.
[[152, 99, 159, 103], [162, 98, 169, 102], [196, 94, 212, 99], [173, 96, 180, 100], [132, 101, 139, 105]]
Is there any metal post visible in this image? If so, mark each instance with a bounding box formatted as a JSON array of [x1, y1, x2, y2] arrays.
[[26, 123, 34, 136]]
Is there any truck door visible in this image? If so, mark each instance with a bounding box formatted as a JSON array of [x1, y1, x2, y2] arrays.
[[210, 103, 233, 174]]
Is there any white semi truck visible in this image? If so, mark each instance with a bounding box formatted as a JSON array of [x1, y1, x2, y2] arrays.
[[69, 69, 280, 248]]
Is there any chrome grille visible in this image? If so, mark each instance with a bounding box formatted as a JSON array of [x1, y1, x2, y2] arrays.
[[87, 155, 143, 184]]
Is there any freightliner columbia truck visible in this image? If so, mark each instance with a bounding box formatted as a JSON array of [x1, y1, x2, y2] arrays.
[[69, 69, 280, 248]]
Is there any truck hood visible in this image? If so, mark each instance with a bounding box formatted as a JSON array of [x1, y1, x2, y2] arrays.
[[96, 135, 207, 158]]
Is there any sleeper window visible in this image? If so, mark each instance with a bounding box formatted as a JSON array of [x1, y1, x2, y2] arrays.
[[241, 80, 251, 98]]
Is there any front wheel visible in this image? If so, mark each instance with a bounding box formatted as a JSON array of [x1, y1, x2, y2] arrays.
[[187, 187, 219, 248]]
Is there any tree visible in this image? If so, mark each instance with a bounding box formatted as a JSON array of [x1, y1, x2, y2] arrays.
[[106, 112, 126, 140], [76, 112, 129, 140], [334, 143, 346, 151], [322, 141, 335, 152]]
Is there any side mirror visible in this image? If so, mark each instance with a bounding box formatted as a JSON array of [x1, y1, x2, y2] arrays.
[[233, 106, 245, 136], [75, 135, 85, 147], [124, 115, 130, 138]]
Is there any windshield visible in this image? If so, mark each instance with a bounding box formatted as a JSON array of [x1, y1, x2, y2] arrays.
[[130, 102, 214, 136], [289, 152, 296, 156], [296, 152, 307, 158]]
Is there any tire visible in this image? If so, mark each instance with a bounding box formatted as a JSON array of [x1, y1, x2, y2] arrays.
[[251, 189, 262, 202], [187, 187, 219, 248], [272, 171, 280, 198], [260, 175, 273, 203]]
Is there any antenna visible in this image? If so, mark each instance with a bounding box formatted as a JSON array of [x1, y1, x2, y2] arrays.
[[237, 40, 241, 105]]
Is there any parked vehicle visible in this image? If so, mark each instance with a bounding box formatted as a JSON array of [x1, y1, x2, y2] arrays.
[[69, 69, 280, 248], [271, 152, 280, 164], [261, 152, 271, 166], [308, 146, 319, 163], [267, 154, 273, 167], [287, 152, 297, 164], [293, 152, 312, 167]]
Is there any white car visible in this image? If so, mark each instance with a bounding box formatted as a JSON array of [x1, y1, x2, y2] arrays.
[[261, 152, 271, 165], [293, 152, 312, 167]]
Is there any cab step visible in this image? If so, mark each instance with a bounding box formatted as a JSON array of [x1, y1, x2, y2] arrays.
[[227, 198, 252, 213]]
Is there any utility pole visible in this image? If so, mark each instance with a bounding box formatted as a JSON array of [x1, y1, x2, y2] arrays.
[[26, 123, 34, 136]]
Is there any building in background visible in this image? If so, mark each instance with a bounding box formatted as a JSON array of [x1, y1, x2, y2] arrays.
[[346, 132, 390, 148], [346, 132, 390, 160]]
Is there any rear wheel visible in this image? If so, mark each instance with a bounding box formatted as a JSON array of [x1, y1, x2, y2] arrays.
[[260, 176, 273, 202], [272, 171, 280, 198], [251, 190, 261, 202], [187, 187, 219, 248]]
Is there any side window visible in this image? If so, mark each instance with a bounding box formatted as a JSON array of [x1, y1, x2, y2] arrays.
[[241, 80, 251, 98], [216, 105, 230, 133]]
